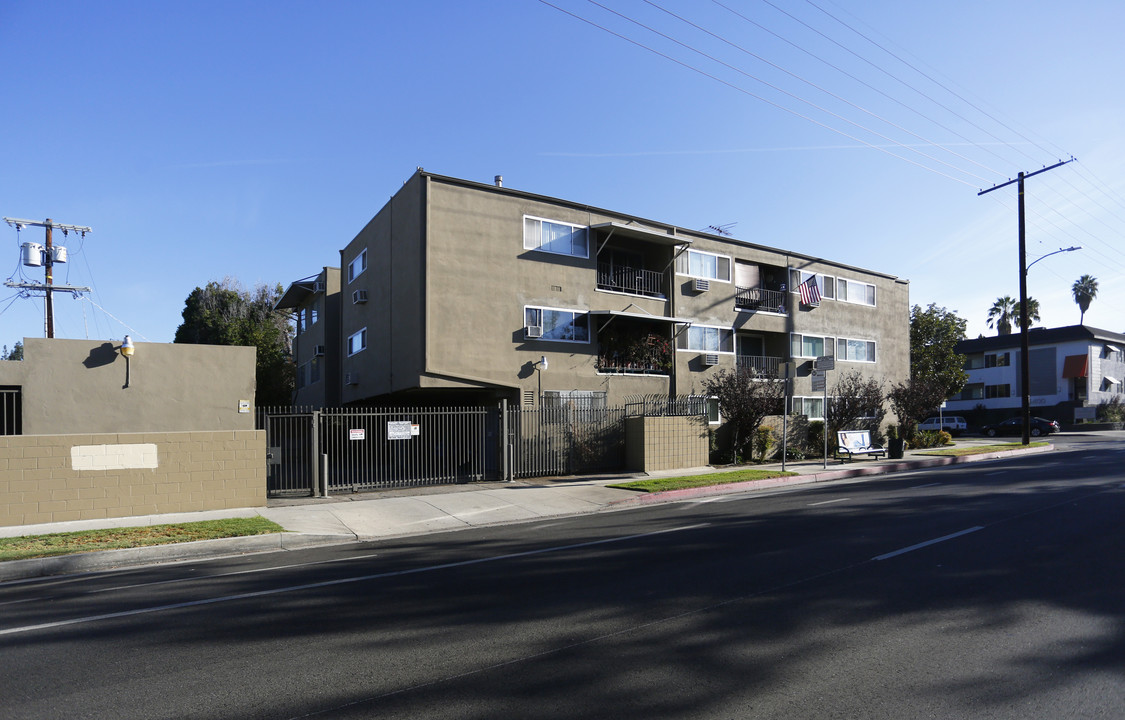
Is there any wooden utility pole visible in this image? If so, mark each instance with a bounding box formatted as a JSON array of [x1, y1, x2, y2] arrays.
[[978, 159, 1073, 445], [3, 217, 92, 338]]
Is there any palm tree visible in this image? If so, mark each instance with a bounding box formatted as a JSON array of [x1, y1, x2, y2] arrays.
[[987, 296, 1017, 335], [1013, 297, 1040, 330], [1072, 274, 1098, 325]]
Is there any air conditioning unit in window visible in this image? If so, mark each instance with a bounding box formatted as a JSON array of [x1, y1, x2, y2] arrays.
[[313, 281, 326, 293], [703, 353, 720, 367], [693, 278, 711, 293], [352, 289, 368, 304], [345, 372, 360, 385], [313, 345, 326, 357], [525, 325, 543, 339]]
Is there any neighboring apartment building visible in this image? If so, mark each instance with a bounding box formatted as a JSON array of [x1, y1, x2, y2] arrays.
[[275, 266, 342, 407], [279, 170, 910, 421], [947, 325, 1125, 423]]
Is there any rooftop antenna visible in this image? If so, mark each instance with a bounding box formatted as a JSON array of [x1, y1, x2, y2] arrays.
[[704, 223, 737, 237]]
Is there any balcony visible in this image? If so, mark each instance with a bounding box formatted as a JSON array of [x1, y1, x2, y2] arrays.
[[735, 286, 788, 314], [597, 263, 665, 299], [737, 354, 781, 378], [596, 327, 672, 376]]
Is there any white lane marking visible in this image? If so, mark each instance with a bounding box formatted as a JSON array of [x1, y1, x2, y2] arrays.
[[0, 524, 708, 637], [910, 483, 942, 489], [808, 498, 849, 506], [874, 526, 984, 561]]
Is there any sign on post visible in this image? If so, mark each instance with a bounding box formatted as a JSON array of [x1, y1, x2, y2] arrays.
[[815, 356, 834, 372], [778, 361, 796, 379], [811, 372, 826, 392]]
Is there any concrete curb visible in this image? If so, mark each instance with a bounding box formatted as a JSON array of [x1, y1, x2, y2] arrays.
[[0, 532, 356, 583], [608, 443, 1054, 507]]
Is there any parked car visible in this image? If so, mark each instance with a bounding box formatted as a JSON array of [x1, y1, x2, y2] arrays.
[[981, 416, 1061, 437], [918, 416, 967, 436]]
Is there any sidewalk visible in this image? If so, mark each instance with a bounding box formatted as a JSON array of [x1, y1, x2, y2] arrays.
[[0, 439, 1052, 581]]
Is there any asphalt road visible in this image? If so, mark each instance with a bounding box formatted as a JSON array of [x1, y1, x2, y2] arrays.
[[1, 434, 1122, 719]]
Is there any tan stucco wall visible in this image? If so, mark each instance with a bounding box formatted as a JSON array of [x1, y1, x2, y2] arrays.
[[0, 430, 266, 528], [0, 338, 256, 434], [625, 415, 710, 472]]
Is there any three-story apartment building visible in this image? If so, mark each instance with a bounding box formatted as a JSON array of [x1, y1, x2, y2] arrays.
[[280, 170, 910, 421]]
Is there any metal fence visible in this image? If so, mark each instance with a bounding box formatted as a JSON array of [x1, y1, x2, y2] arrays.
[[1, 386, 22, 436], [258, 399, 709, 496]]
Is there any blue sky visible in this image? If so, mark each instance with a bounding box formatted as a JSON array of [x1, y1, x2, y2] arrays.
[[2, 0, 1123, 348]]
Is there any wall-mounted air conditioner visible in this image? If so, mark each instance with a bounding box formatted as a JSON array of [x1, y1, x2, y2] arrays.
[[352, 289, 368, 304], [693, 278, 711, 292], [525, 325, 543, 339], [313, 345, 326, 357], [703, 353, 720, 367], [345, 372, 360, 385]]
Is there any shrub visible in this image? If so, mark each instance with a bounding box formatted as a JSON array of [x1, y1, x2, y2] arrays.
[[754, 426, 775, 462], [1096, 395, 1125, 422], [912, 430, 952, 448], [807, 420, 825, 457]]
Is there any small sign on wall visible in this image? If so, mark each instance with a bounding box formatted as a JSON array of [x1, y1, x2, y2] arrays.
[[238, 400, 251, 413]]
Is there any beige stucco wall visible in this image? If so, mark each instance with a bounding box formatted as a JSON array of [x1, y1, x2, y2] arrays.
[[625, 415, 710, 472], [0, 430, 266, 528], [0, 338, 256, 435]]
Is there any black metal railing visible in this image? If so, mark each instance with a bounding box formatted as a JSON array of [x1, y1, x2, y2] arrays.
[[735, 286, 787, 313], [597, 263, 664, 298]]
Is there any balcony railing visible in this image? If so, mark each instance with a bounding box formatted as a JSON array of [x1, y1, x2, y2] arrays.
[[735, 286, 788, 314], [597, 263, 665, 298], [737, 355, 781, 378]]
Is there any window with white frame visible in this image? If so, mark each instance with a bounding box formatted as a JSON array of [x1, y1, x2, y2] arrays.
[[523, 216, 588, 258], [347, 327, 367, 356], [837, 277, 876, 306], [679, 325, 734, 353], [793, 396, 825, 421], [348, 249, 367, 283], [791, 333, 834, 359], [524, 306, 590, 343], [837, 337, 876, 363], [676, 249, 732, 282], [790, 269, 835, 299]]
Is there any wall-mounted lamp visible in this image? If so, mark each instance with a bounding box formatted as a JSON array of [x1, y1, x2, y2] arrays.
[[120, 335, 134, 388], [533, 355, 548, 401]]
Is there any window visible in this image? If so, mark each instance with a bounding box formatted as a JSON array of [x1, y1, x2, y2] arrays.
[[791, 333, 834, 359], [296, 304, 319, 334], [958, 383, 984, 401], [680, 325, 734, 353], [706, 396, 721, 425], [964, 354, 984, 370], [524, 306, 589, 343], [793, 396, 824, 421], [309, 356, 322, 384], [348, 249, 367, 283], [837, 337, 876, 363], [347, 327, 367, 356], [790, 269, 835, 299], [524, 217, 588, 258], [985, 352, 1010, 368], [837, 277, 876, 306], [542, 390, 607, 411], [295, 364, 306, 390], [985, 384, 1010, 399], [676, 250, 732, 282]]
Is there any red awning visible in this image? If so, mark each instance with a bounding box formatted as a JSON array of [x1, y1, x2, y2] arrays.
[[1062, 354, 1088, 379]]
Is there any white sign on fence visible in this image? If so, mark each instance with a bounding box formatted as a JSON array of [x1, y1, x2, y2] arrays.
[[349, 428, 366, 441], [386, 421, 413, 440]]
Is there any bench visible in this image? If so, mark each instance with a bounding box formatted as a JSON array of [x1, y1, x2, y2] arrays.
[[835, 430, 886, 462]]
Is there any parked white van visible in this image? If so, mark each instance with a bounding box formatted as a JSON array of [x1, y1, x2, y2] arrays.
[[918, 416, 967, 436]]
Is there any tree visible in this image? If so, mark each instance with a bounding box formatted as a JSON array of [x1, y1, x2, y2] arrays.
[[889, 304, 969, 437], [828, 371, 885, 438], [174, 278, 295, 405], [987, 296, 1016, 335], [1, 341, 23, 361], [987, 295, 1039, 335], [1072, 274, 1098, 325], [703, 369, 785, 464]]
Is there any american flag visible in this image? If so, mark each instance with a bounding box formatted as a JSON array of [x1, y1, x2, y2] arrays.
[[799, 276, 821, 306]]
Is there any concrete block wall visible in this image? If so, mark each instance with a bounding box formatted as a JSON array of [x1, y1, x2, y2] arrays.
[[626, 415, 710, 472], [0, 430, 266, 528]]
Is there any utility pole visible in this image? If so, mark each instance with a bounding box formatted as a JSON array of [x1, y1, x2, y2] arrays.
[[978, 159, 1073, 445], [3, 217, 92, 338]]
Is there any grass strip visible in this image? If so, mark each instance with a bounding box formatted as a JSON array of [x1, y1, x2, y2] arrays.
[[918, 442, 1048, 457], [0, 517, 284, 563], [608, 468, 798, 493]]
